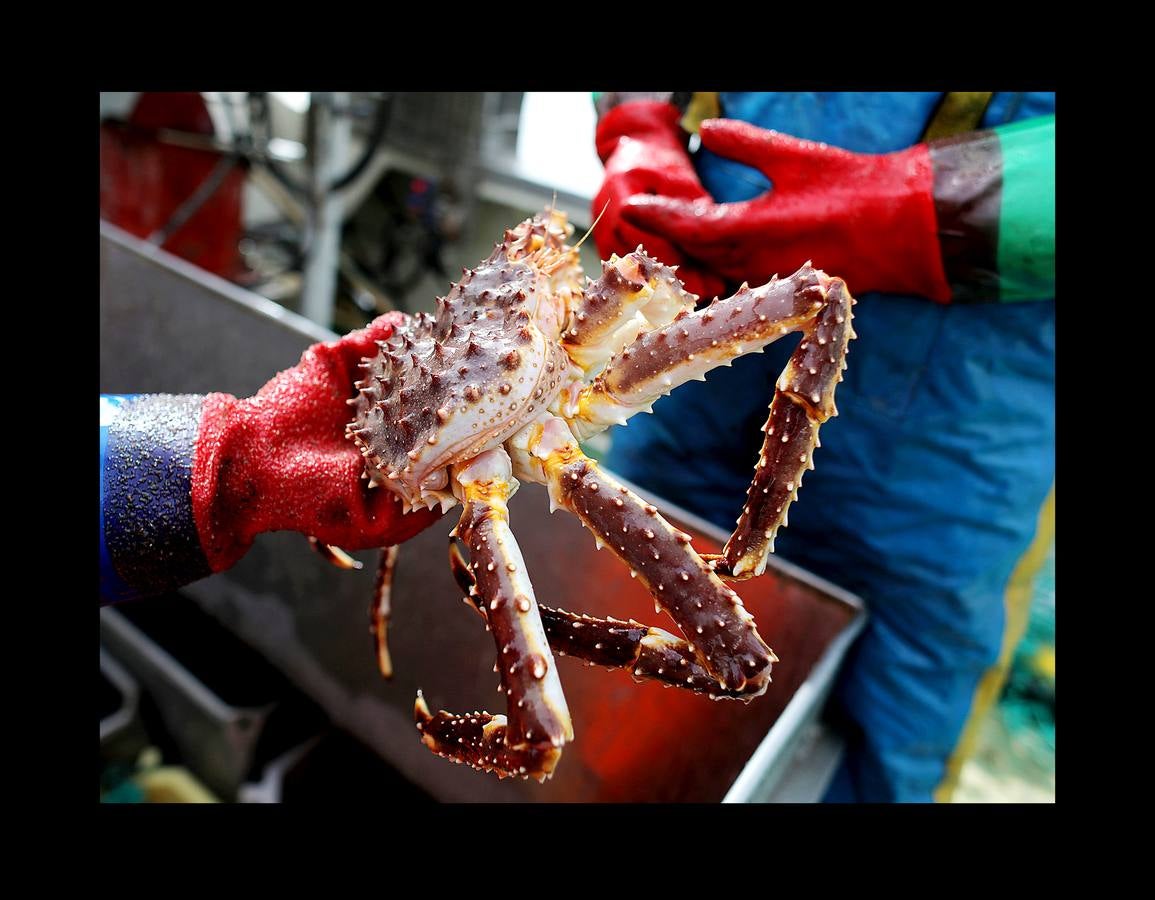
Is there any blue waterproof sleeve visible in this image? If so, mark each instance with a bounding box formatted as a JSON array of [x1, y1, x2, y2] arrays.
[[100, 394, 212, 604]]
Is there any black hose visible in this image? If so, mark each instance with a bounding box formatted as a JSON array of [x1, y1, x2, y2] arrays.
[[247, 92, 391, 197], [330, 93, 392, 192], [248, 91, 308, 199]]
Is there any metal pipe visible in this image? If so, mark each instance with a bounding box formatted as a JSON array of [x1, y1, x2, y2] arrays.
[[300, 92, 351, 327]]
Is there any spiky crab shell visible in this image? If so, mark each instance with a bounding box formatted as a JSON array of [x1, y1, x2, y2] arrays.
[[348, 214, 578, 512]]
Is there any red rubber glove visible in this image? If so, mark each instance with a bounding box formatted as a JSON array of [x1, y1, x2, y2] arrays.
[[192, 312, 442, 572], [621, 118, 952, 303], [593, 100, 728, 302]]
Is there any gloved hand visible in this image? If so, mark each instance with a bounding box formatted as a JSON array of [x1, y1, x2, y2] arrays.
[[593, 100, 728, 302], [621, 118, 952, 303], [192, 312, 442, 572]]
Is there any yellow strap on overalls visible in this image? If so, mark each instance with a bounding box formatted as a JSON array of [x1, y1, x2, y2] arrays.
[[934, 484, 1055, 801], [679, 92, 721, 135], [921, 91, 995, 141]]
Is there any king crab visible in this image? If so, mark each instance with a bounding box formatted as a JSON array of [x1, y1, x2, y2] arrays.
[[331, 209, 855, 781]]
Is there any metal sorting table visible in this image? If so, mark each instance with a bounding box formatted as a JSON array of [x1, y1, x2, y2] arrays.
[[100, 222, 865, 802]]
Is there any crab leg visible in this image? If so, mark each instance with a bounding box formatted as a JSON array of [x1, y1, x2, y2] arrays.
[[369, 545, 399, 678], [561, 249, 697, 373], [448, 540, 768, 700], [307, 537, 363, 570], [539, 607, 767, 699], [568, 264, 855, 578], [512, 418, 776, 697], [414, 448, 573, 781]]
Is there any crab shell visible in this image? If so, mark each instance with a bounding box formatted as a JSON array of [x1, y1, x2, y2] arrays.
[[347, 213, 580, 512]]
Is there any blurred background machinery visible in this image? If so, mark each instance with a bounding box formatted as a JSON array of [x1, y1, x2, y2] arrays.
[[98, 92, 1054, 803], [99, 91, 603, 334]]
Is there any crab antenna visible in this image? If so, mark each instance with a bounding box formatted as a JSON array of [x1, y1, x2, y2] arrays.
[[573, 199, 611, 252], [541, 191, 559, 241]]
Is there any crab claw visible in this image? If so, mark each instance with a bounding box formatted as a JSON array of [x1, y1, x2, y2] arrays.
[[414, 692, 562, 782]]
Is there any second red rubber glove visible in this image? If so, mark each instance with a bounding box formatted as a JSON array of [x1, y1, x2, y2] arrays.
[[592, 100, 728, 302], [192, 312, 442, 572], [621, 118, 952, 303]]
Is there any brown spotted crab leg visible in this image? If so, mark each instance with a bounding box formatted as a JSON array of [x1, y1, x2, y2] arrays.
[[370, 545, 399, 678], [307, 536, 364, 570], [560, 249, 698, 375], [568, 263, 856, 579], [512, 418, 777, 698], [448, 541, 765, 700], [414, 447, 573, 781]]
